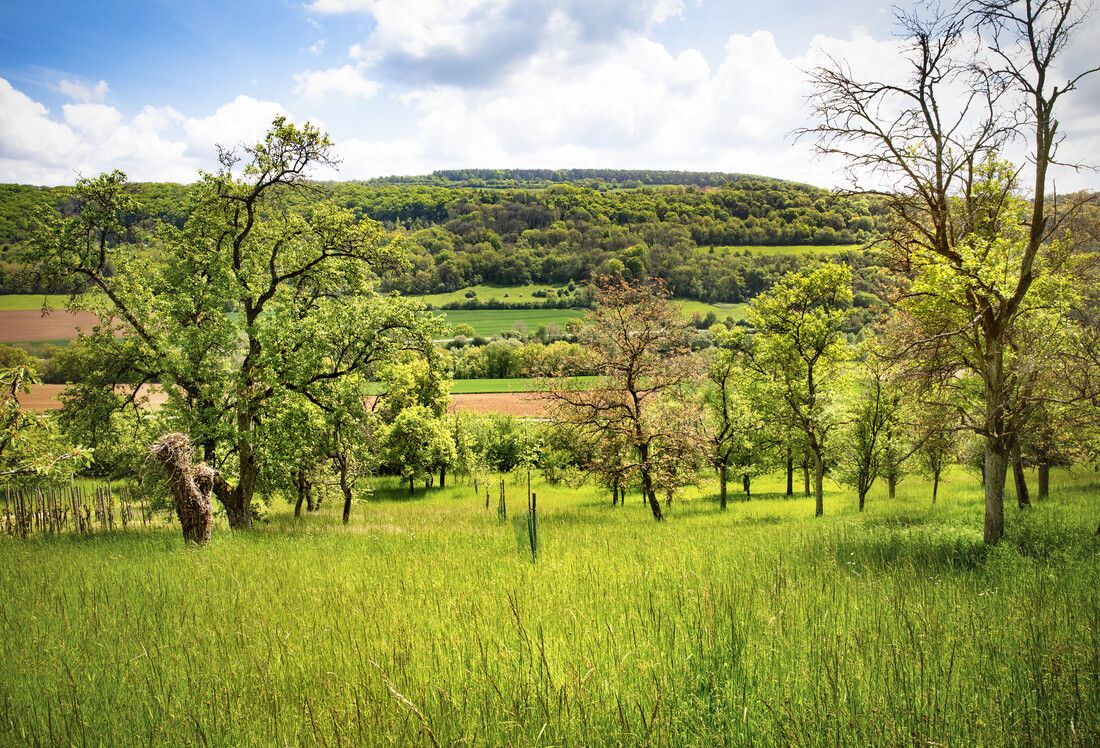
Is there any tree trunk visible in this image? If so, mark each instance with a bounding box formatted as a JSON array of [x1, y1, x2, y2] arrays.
[[639, 444, 663, 520], [803, 460, 811, 497], [719, 465, 728, 510], [1012, 441, 1031, 508], [742, 473, 751, 499], [439, 466, 446, 489], [341, 484, 352, 524], [858, 489, 866, 512], [786, 450, 794, 497], [887, 473, 897, 500], [150, 433, 214, 545], [932, 469, 940, 504], [294, 492, 304, 518], [813, 449, 824, 517], [1037, 462, 1049, 499], [983, 443, 1008, 544], [409, 475, 415, 496]]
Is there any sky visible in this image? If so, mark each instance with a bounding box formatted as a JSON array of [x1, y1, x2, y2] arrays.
[[1, 0, 1098, 189]]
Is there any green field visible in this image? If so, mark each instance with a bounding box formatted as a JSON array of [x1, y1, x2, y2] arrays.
[[713, 244, 864, 257], [449, 376, 596, 393], [410, 284, 573, 307], [0, 467, 1096, 745], [675, 299, 749, 321], [441, 308, 586, 337], [364, 377, 597, 394], [0, 294, 70, 311]]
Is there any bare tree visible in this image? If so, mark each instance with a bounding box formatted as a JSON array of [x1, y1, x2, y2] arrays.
[[801, 0, 1098, 543], [548, 279, 698, 520]]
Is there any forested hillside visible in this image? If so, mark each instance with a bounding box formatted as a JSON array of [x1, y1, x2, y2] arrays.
[[0, 171, 888, 302]]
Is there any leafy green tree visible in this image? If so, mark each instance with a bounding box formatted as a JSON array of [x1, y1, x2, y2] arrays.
[[384, 405, 457, 496], [836, 351, 899, 511], [0, 366, 91, 479], [28, 118, 435, 528], [704, 325, 764, 508], [742, 264, 852, 516]]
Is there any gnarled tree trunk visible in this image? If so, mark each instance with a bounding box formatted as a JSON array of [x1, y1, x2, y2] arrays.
[[151, 433, 214, 545]]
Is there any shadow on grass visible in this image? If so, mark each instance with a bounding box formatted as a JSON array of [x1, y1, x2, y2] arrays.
[[828, 524, 990, 572]]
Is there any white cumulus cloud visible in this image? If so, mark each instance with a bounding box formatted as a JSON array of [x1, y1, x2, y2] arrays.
[[293, 65, 380, 102]]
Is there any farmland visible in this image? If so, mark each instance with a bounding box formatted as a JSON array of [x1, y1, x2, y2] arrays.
[[0, 468, 1096, 746], [0, 295, 742, 344]]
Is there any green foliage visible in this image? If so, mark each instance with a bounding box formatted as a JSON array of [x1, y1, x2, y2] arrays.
[[1, 170, 889, 302], [383, 405, 457, 491], [24, 119, 440, 526], [0, 366, 91, 479]]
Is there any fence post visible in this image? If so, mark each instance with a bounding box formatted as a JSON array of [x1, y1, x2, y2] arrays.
[[527, 492, 539, 561]]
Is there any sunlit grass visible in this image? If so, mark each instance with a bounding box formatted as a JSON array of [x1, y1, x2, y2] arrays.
[[0, 466, 1096, 745]]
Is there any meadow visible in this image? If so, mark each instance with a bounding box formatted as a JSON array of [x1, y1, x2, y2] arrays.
[[439, 308, 586, 337], [1, 466, 1096, 746], [711, 244, 864, 257], [0, 294, 70, 311]]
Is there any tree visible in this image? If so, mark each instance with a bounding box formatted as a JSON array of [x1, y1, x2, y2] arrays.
[[384, 406, 457, 496], [914, 401, 959, 503], [836, 353, 897, 512], [29, 118, 436, 528], [704, 325, 763, 509], [0, 366, 91, 479], [803, 1, 1099, 543], [742, 264, 852, 516], [548, 278, 698, 520]]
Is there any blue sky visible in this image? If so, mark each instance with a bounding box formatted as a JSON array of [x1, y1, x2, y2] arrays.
[[1, 0, 1097, 187]]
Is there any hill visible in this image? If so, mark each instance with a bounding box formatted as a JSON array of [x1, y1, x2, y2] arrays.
[[0, 171, 889, 303]]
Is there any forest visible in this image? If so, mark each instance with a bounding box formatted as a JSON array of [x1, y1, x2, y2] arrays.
[[0, 169, 886, 302]]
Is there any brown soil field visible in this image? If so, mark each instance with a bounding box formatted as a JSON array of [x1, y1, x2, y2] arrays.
[[18, 384, 170, 412], [20, 386, 547, 417], [0, 309, 101, 342], [447, 392, 550, 417]]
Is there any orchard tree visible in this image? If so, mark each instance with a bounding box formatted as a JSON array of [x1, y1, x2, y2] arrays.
[[704, 325, 765, 509], [741, 263, 852, 517], [836, 352, 900, 512], [29, 118, 436, 528], [384, 405, 457, 496], [548, 278, 697, 520], [0, 366, 91, 479], [803, 1, 1099, 543]]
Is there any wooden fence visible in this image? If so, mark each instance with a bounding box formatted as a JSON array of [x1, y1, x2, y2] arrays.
[[2, 484, 154, 539]]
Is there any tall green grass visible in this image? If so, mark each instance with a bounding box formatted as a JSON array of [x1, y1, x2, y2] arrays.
[[0, 467, 1096, 746]]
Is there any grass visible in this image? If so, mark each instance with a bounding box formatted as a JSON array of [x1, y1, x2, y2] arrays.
[[675, 299, 749, 321], [410, 284, 573, 307], [710, 244, 864, 257], [449, 376, 596, 393], [0, 466, 1096, 746], [363, 377, 597, 394], [0, 294, 70, 311], [440, 308, 586, 337]]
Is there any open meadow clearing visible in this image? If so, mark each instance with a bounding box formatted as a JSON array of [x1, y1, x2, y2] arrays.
[[0, 468, 1096, 746]]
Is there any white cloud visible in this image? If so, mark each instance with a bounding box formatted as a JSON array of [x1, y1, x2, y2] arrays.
[[0, 80, 295, 184], [293, 65, 380, 102], [57, 78, 109, 103], [182, 95, 290, 151], [308, 38, 328, 55]]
